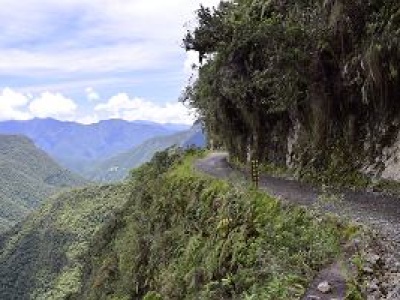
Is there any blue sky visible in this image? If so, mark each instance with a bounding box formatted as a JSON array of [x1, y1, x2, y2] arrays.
[[0, 0, 220, 124]]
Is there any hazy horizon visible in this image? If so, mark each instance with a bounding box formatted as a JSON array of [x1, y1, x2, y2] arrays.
[[0, 116, 194, 126]]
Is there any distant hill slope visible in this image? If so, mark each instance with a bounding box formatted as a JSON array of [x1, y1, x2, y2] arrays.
[[0, 118, 189, 173], [0, 135, 87, 232], [84, 125, 206, 182]]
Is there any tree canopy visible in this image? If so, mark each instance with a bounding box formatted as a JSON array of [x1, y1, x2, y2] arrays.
[[183, 0, 400, 175]]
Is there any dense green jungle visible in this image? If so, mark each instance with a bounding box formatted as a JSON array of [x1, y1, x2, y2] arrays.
[[1, 0, 400, 299]]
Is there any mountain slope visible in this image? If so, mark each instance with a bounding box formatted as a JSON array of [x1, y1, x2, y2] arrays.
[[0, 151, 351, 299], [0, 135, 87, 232], [0, 118, 189, 173], [0, 183, 130, 300], [85, 125, 206, 182]]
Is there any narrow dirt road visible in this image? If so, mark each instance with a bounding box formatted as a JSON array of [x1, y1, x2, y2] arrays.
[[195, 152, 400, 250], [195, 153, 400, 299]]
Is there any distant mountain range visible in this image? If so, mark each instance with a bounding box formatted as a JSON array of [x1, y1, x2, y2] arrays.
[[0, 123, 206, 297], [84, 124, 206, 182], [0, 118, 190, 173], [0, 135, 87, 232]]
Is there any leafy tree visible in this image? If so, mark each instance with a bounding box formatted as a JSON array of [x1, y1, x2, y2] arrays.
[[183, 0, 400, 177]]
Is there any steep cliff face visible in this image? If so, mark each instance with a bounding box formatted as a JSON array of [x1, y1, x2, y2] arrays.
[[367, 132, 400, 181], [272, 0, 400, 181], [183, 0, 400, 182]]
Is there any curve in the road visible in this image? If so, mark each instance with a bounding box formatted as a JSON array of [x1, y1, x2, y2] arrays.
[[195, 153, 400, 250], [195, 152, 400, 299]]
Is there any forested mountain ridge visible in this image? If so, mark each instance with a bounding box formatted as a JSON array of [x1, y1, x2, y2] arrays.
[[183, 0, 400, 183], [0, 118, 189, 173], [0, 135, 87, 232]]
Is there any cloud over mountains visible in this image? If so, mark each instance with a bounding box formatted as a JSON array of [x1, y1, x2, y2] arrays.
[[0, 0, 219, 124], [0, 87, 195, 124]]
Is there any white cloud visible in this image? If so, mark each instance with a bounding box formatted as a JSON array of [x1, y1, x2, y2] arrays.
[[95, 93, 135, 117], [16, 77, 139, 94], [184, 51, 200, 76], [95, 93, 195, 124], [29, 92, 77, 120], [85, 87, 100, 101], [0, 87, 86, 122], [0, 87, 195, 124], [76, 114, 100, 125], [0, 0, 221, 80], [0, 44, 172, 76], [0, 0, 222, 121], [0, 88, 31, 120], [0, 87, 29, 107]]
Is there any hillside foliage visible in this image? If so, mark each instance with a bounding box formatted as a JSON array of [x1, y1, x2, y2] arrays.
[[71, 150, 352, 300], [0, 135, 86, 232], [0, 149, 360, 299], [182, 0, 400, 178], [0, 183, 130, 300]]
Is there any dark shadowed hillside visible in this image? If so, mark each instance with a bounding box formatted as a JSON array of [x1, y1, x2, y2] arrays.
[[0, 135, 87, 232]]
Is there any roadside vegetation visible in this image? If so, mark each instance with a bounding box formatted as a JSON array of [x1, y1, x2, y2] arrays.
[[75, 150, 361, 300]]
